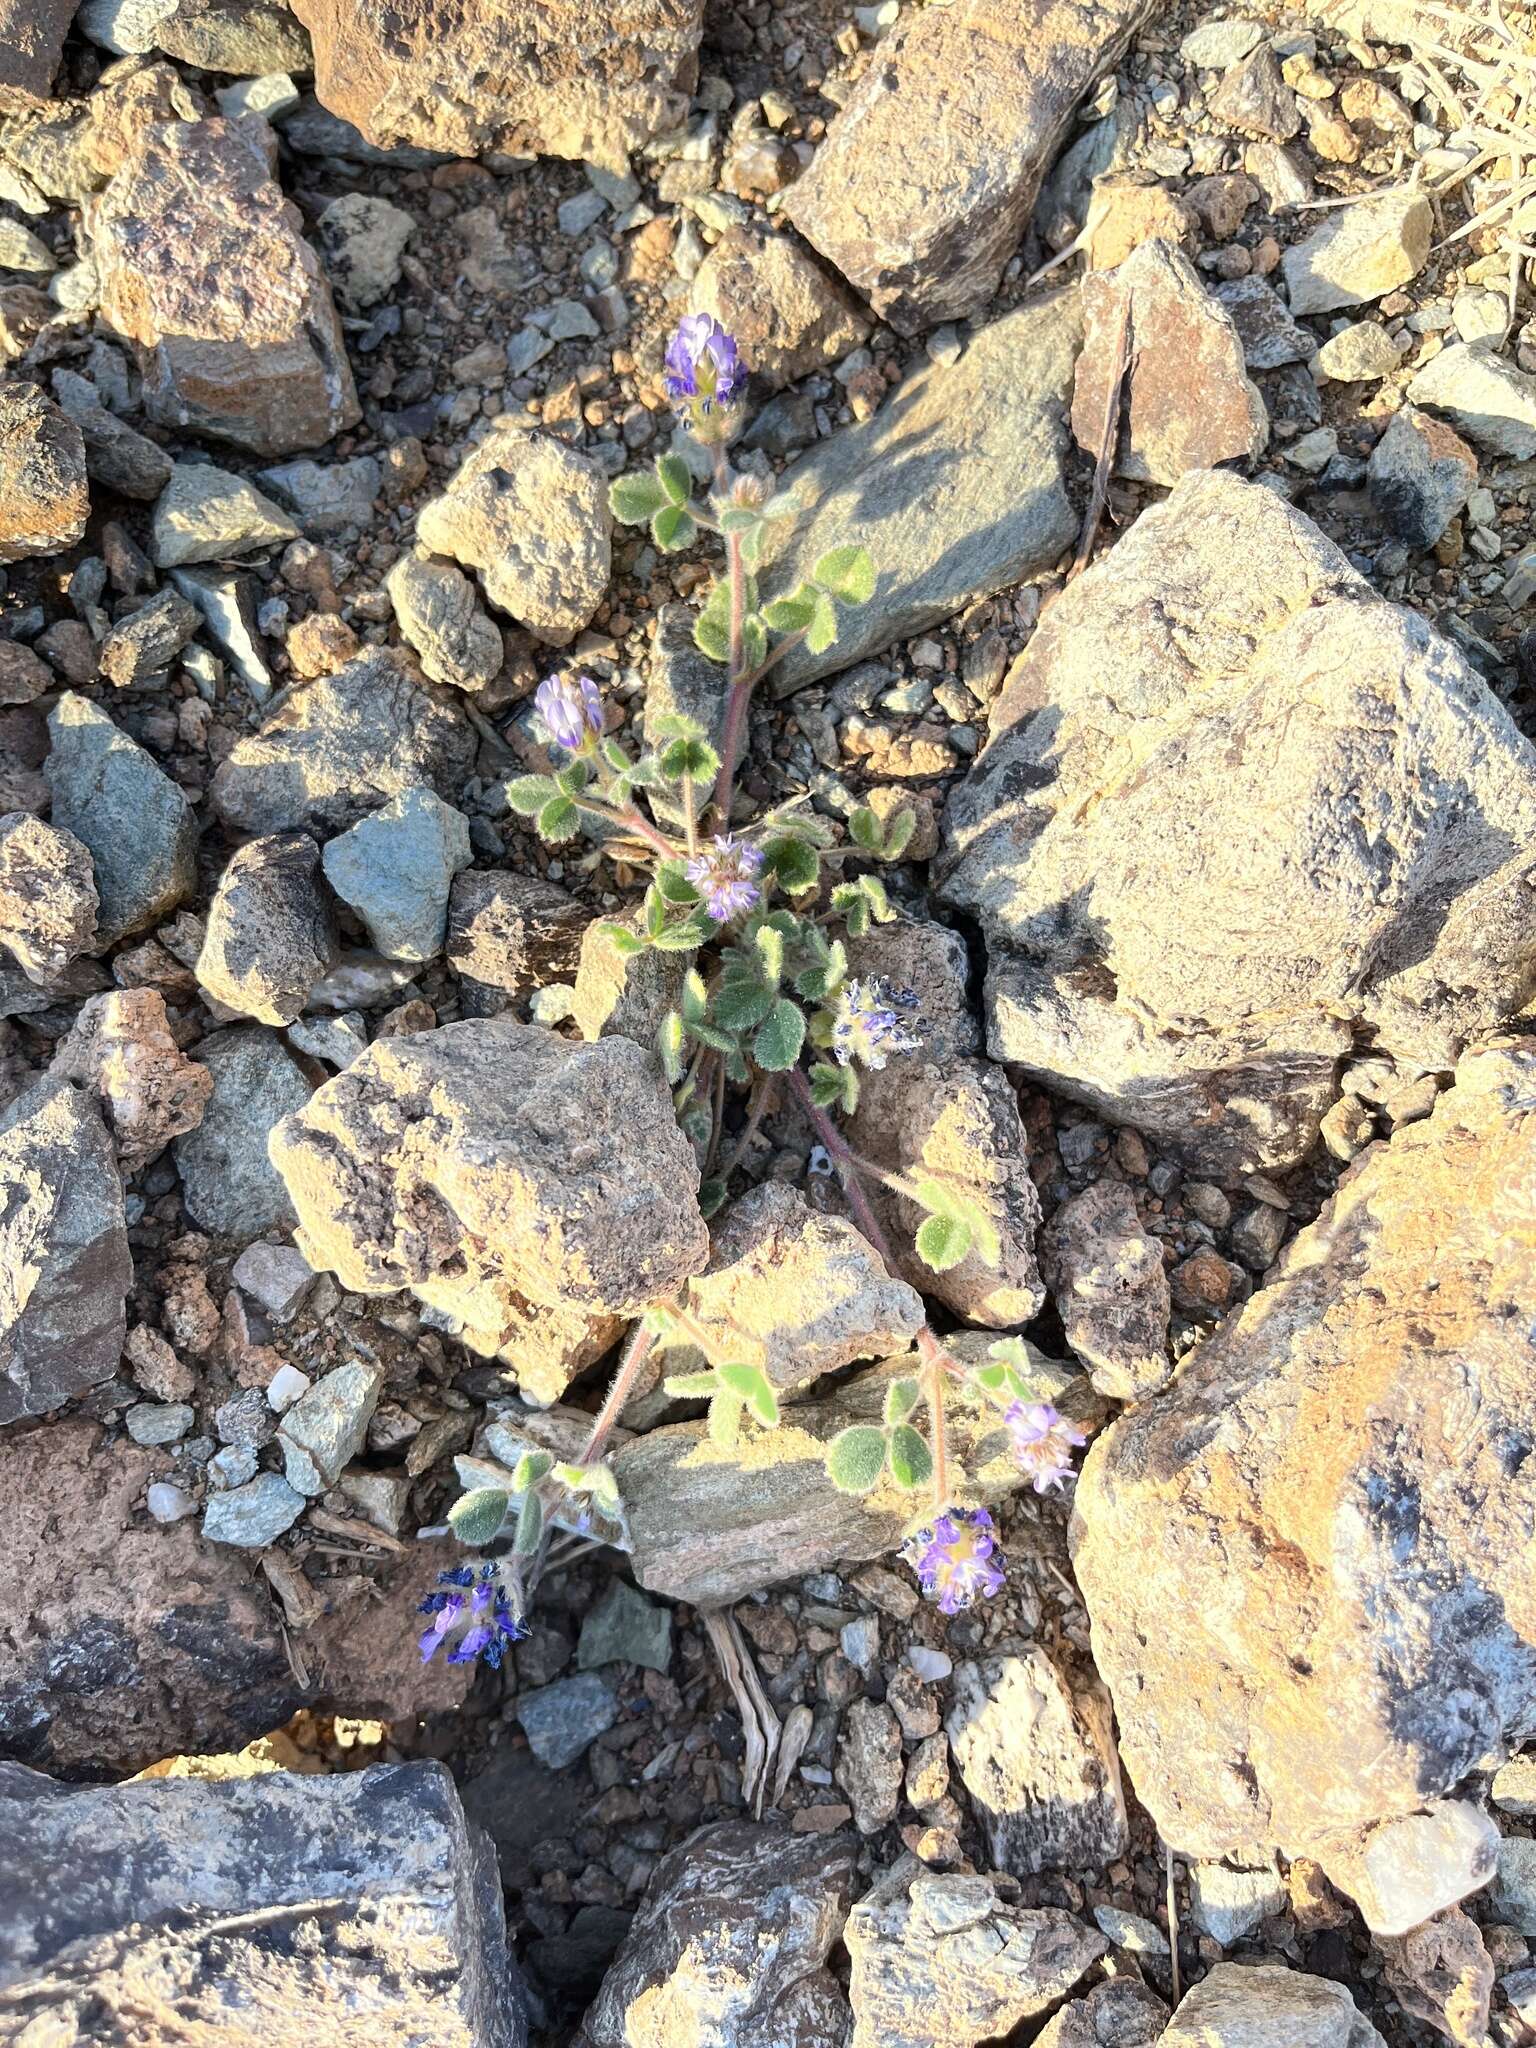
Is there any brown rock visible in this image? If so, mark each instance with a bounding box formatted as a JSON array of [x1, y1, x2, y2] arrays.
[[197, 834, 337, 1027], [99, 587, 201, 687], [90, 117, 359, 457], [1034, 1979, 1169, 2047], [1209, 44, 1302, 141], [1041, 1179, 1171, 1399], [1169, 1246, 1237, 1312], [1071, 1042, 1536, 1883], [1072, 239, 1268, 485], [1184, 171, 1261, 241], [784, 0, 1153, 333], [49, 989, 211, 1172], [0, 381, 88, 563], [0, 813, 97, 982], [445, 870, 588, 1004], [0, 645, 52, 709], [0, 0, 74, 111], [839, 1698, 903, 1833], [1083, 177, 1196, 271], [1378, 1906, 1493, 2048], [0, 285, 56, 364], [291, 0, 703, 167], [690, 226, 870, 389]]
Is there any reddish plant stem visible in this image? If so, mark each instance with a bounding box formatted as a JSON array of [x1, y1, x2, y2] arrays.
[[579, 1322, 657, 1466]]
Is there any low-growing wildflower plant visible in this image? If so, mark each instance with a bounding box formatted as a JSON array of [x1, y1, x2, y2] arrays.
[[436, 317, 1088, 1659]]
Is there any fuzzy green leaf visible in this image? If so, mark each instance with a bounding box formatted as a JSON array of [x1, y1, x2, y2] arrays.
[[506, 774, 556, 816], [664, 1369, 721, 1399], [715, 978, 776, 1031], [658, 1010, 687, 1083], [652, 921, 709, 953], [610, 471, 670, 523], [761, 589, 817, 633], [808, 1060, 849, 1110], [660, 735, 720, 783], [656, 453, 692, 506], [741, 614, 768, 671], [764, 835, 819, 895], [915, 1211, 972, 1272], [600, 921, 646, 957], [805, 589, 840, 656], [887, 1423, 933, 1491], [514, 1488, 544, 1554], [651, 504, 698, 552], [698, 1176, 727, 1219], [536, 795, 578, 842], [813, 544, 876, 605], [880, 807, 917, 861], [680, 969, 709, 1026], [511, 1450, 554, 1493], [754, 923, 784, 988], [448, 1487, 509, 1547], [825, 1425, 888, 1495], [847, 806, 883, 853], [655, 861, 701, 905], [718, 505, 762, 533], [884, 1377, 922, 1426], [693, 579, 732, 663], [553, 760, 591, 797], [707, 1391, 744, 1450], [716, 1360, 780, 1426], [752, 997, 806, 1072]]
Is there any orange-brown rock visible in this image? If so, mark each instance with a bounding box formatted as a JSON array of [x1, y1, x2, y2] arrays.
[[90, 116, 358, 456], [0, 381, 87, 563]]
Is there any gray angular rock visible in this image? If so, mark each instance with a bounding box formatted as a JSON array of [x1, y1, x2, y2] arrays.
[[689, 224, 870, 388], [1316, 320, 1403, 383], [1159, 1964, 1385, 2047], [151, 460, 299, 568], [0, 1759, 528, 2047], [278, 1358, 385, 1494], [674, 1181, 924, 1398], [1213, 273, 1317, 370], [232, 1239, 316, 1321], [446, 869, 587, 1005], [1321, 1801, 1499, 1939], [200, 1469, 307, 1546], [46, 693, 198, 949], [258, 454, 380, 537], [99, 585, 201, 686], [846, 1859, 1108, 2048], [1367, 403, 1478, 550], [1209, 44, 1300, 141], [317, 190, 416, 310], [577, 1580, 672, 1674], [50, 365, 174, 500], [760, 294, 1081, 695], [386, 552, 504, 694], [1034, 1978, 1169, 2047], [90, 116, 359, 456], [270, 1017, 708, 1323], [1407, 339, 1536, 461], [210, 648, 475, 837], [0, 380, 87, 563], [1070, 1043, 1536, 1893], [1041, 1179, 1171, 1400], [173, 1025, 310, 1238], [1281, 191, 1433, 316], [517, 1672, 616, 1770], [197, 833, 338, 1026], [1073, 238, 1268, 485], [416, 428, 611, 646], [0, 812, 97, 980], [938, 470, 1536, 1175], [0, 0, 74, 109], [1189, 1857, 1288, 1946], [783, 0, 1152, 334], [946, 1650, 1127, 1879], [321, 786, 472, 962], [578, 1820, 855, 2048], [0, 1080, 131, 1427]]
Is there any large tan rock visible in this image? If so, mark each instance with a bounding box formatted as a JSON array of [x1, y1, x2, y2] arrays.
[[270, 1020, 708, 1396], [938, 471, 1536, 1175], [783, 0, 1153, 334], [290, 0, 703, 168], [1071, 1043, 1536, 1896], [90, 116, 358, 456]]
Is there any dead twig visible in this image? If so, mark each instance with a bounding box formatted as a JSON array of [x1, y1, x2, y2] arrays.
[[702, 1608, 781, 1819], [1067, 296, 1133, 587]]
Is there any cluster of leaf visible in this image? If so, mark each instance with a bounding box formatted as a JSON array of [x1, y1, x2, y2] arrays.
[[447, 1451, 624, 1556], [503, 712, 716, 848], [820, 1338, 1050, 1500]]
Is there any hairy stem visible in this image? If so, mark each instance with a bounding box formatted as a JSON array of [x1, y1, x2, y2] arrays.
[[579, 1322, 657, 1466], [572, 794, 680, 862], [787, 1067, 893, 1261], [916, 1326, 953, 1511]]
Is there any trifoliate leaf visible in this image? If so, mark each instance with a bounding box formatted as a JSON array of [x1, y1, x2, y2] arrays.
[[825, 1425, 888, 1494], [651, 503, 698, 552], [610, 471, 670, 524], [915, 1211, 972, 1272], [506, 774, 556, 816], [536, 795, 578, 842], [513, 1488, 544, 1554], [716, 1360, 780, 1426], [813, 544, 876, 605], [660, 735, 720, 783], [752, 997, 806, 1072], [887, 1423, 933, 1491], [764, 835, 819, 895], [884, 1377, 922, 1426], [448, 1487, 509, 1546], [656, 453, 692, 506]]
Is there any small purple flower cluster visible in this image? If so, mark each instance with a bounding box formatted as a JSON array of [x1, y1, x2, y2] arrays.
[[418, 1564, 526, 1669], [902, 1507, 1006, 1614], [1005, 1401, 1087, 1494], [535, 672, 603, 753], [686, 833, 765, 921], [831, 978, 922, 1071], [664, 314, 745, 417]]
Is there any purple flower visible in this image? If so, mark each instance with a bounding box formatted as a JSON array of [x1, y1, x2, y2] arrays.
[[663, 313, 745, 415], [418, 1564, 526, 1670], [535, 672, 603, 753], [902, 1508, 1006, 1615], [831, 978, 922, 1070], [1005, 1401, 1088, 1495], [686, 833, 765, 921]]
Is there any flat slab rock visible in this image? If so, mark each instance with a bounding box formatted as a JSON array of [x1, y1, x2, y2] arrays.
[[89, 115, 358, 456], [0, 1760, 527, 2047], [937, 469, 1536, 1175], [289, 0, 703, 166], [761, 293, 1081, 695], [1159, 1963, 1385, 2047], [576, 1819, 855, 2048], [784, 0, 1153, 333], [1071, 1042, 1536, 1898]]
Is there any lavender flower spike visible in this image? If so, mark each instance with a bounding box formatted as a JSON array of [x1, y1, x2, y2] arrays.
[[664, 313, 745, 417], [686, 833, 765, 921], [535, 672, 603, 753], [903, 1508, 1006, 1615], [831, 977, 922, 1070], [1006, 1401, 1088, 1495], [418, 1564, 526, 1669]]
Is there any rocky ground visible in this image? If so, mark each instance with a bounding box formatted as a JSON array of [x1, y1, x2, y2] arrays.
[[2, 0, 1536, 2042]]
